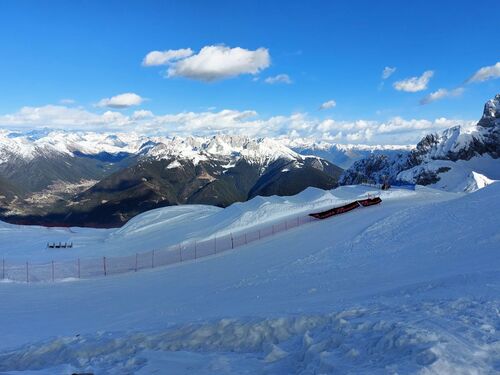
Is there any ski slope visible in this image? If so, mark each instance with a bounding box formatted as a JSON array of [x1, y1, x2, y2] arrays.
[[0, 186, 455, 262], [0, 184, 498, 374]]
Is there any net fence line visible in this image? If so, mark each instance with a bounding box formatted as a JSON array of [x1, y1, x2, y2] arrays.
[[1, 213, 319, 283], [1, 195, 381, 284]]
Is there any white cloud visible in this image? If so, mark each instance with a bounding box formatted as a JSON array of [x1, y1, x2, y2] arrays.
[[0, 105, 128, 128], [149, 45, 271, 81], [319, 100, 336, 110], [142, 48, 194, 66], [467, 62, 500, 83], [420, 87, 464, 105], [264, 74, 292, 84], [0, 104, 474, 145], [59, 98, 76, 105], [382, 66, 396, 80], [132, 110, 154, 120], [393, 70, 434, 92], [97, 93, 145, 108]]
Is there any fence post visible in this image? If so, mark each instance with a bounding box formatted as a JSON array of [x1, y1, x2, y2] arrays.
[[103, 256, 107, 276], [258, 230, 261, 240], [51, 260, 55, 282], [152, 250, 155, 268], [77, 258, 81, 279], [135, 253, 138, 272], [272, 225, 275, 234], [244, 233, 247, 244], [231, 233, 234, 249], [214, 235, 217, 254], [194, 241, 197, 259], [26, 261, 29, 283], [297, 217, 299, 226], [179, 244, 182, 262]]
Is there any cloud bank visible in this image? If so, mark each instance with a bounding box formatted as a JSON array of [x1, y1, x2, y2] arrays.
[[0, 104, 474, 145]]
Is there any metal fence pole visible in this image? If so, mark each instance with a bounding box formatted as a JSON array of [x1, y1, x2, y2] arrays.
[[179, 244, 182, 262], [77, 258, 81, 279], [194, 241, 197, 259], [214, 236, 217, 254], [26, 261, 29, 283], [103, 256, 107, 276], [135, 253, 138, 272], [231, 233, 234, 249], [152, 250, 155, 268]]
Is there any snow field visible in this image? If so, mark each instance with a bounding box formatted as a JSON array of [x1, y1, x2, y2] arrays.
[[0, 183, 497, 373]]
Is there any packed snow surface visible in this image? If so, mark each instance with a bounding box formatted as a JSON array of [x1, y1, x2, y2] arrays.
[[397, 154, 500, 192], [0, 186, 442, 262], [0, 183, 498, 374]]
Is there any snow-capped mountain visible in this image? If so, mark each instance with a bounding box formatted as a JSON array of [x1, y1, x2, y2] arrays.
[[280, 138, 412, 169], [0, 133, 343, 227], [0, 129, 145, 161], [340, 94, 500, 191]]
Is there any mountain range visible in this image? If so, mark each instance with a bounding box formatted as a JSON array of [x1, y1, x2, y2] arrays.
[[340, 94, 500, 192], [0, 134, 342, 227], [1, 94, 498, 227], [283, 139, 412, 169]]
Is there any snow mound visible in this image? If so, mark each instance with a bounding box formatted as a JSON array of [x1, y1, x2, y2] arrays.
[[1, 301, 498, 374], [463, 171, 495, 193]]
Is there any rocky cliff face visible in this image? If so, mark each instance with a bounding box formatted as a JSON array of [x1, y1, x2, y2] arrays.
[[340, 94, 500, 189]]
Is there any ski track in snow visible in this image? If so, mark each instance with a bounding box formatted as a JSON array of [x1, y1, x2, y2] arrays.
[[0, 184, 498, 374]]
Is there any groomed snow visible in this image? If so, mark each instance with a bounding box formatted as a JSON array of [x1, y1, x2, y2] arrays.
[[0, 183, 498, 374], [0, 186, 453, 262]]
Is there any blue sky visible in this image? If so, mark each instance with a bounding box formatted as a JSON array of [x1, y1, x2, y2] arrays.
[[0, 0, 498, 144]]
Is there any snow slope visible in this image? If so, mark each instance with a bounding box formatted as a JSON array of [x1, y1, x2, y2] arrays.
[[0, 186, 453, 262], [397, 154, 499, 192], [0, 184, 498, 374]]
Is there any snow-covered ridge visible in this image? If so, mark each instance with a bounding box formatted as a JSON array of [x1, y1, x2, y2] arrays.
[[0, 128, 413, 167], [145, 135, 300, 165], [279, 137, 413, 152], [0, 131, 303, 166], [340, 94, 500, 191], [0, 129, 146, 162]]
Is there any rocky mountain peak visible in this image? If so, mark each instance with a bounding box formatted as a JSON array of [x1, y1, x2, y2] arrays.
[[478, 94, 500, 128], [340, 94, 500, 190]]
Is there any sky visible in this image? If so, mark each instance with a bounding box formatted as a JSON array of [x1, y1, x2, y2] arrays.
[[0, 0, 498, 145]]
